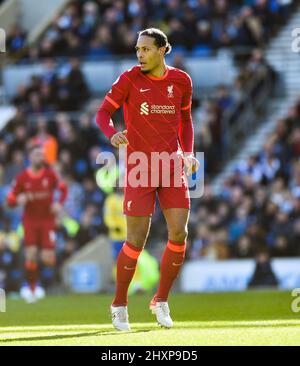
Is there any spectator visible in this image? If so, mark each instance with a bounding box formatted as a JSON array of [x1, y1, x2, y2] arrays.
[[67, 58, 90, 105], [233, 235, 256, 258], [4, 150, 24, 184], [30, 117, 58, 165], [8, 125, 27, 159], [6, 25, 27, 55], [248, 249, 278, 288], [74, 211, 97, 249], [103, 187, 126, 260], [216, 84, 235, 111]]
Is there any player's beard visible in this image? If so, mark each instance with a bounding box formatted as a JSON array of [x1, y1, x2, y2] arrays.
[[139, 62, 155, 74], [33, 161, 45, 170], [140, 68, 150, 74], [140, 60, 162, 75]]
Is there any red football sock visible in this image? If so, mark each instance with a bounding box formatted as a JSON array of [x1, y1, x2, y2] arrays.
[[155, 240, 186, 302], [112, 241, 143, 307], [25, 261, 39, 291]]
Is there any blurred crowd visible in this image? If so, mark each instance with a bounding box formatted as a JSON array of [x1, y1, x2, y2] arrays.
[[12, 58, 90, 113], [193, 47, 276, 175], [188, 97, 300, 260], [6, 0, 294, 60]]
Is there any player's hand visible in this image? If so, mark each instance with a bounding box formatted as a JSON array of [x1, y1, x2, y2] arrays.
[[110, 130, 129, 148], [184, 153, 200, 177], [51, 202, 63, 216], [17, 193, 28, 206]]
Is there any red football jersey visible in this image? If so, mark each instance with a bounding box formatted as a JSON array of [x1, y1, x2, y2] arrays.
[[104, 65, 193, 156], [7, 167, 67, 221]]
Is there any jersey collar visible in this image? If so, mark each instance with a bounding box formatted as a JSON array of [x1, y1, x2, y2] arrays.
[[141, 66, 169, 81], [26, 167, 46, 179]]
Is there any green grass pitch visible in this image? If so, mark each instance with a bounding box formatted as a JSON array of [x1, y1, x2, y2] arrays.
[[0, 290, 300, 345]]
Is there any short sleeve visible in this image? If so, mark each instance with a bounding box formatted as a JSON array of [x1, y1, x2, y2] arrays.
[[181, 74, 193, 111], [105, 71, 130, 109]]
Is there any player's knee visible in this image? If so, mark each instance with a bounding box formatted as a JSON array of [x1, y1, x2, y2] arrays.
[[41, 252, 56, 267], [42, 258, 56, 267], [169, 227, 188, 243], [25, 247, 38, 262], [126, 232, 147, 249]]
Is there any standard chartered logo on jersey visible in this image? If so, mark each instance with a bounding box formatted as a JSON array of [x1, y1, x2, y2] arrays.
[[0, 288, 6, 312], [140, 102, 149, 115], [140, 102, 176, 115]]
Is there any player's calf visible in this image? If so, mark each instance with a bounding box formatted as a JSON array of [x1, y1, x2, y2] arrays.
[[24, 246, 39, 292], [40, 249, 56, 292]]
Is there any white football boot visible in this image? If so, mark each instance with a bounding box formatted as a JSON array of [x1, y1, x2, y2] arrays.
[[20, 285, 37, 304], [150, 297, 173, 328], [110, 305, 131, 331], [34, 285, 46, 300]]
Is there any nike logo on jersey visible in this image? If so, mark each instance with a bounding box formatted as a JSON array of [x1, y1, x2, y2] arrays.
[[124, 266, 136, 271], [140, 88, 151, 92]]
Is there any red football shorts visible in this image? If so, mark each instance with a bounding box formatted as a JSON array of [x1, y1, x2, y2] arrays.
[[123, 164, 190, 216], [23, 218, 56, 250]]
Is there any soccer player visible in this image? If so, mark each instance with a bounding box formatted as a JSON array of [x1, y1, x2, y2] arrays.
[[6, 144, 68, 303], [96, 28, 199, 330]]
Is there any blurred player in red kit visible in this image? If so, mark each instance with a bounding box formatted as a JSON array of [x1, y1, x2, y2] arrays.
[[96, 28, 200, 330], [6, 144, 68, 303]]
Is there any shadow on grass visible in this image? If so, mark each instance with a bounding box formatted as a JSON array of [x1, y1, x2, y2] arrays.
[[2, 320, 300, 343], [0, 329, 152, 343]]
